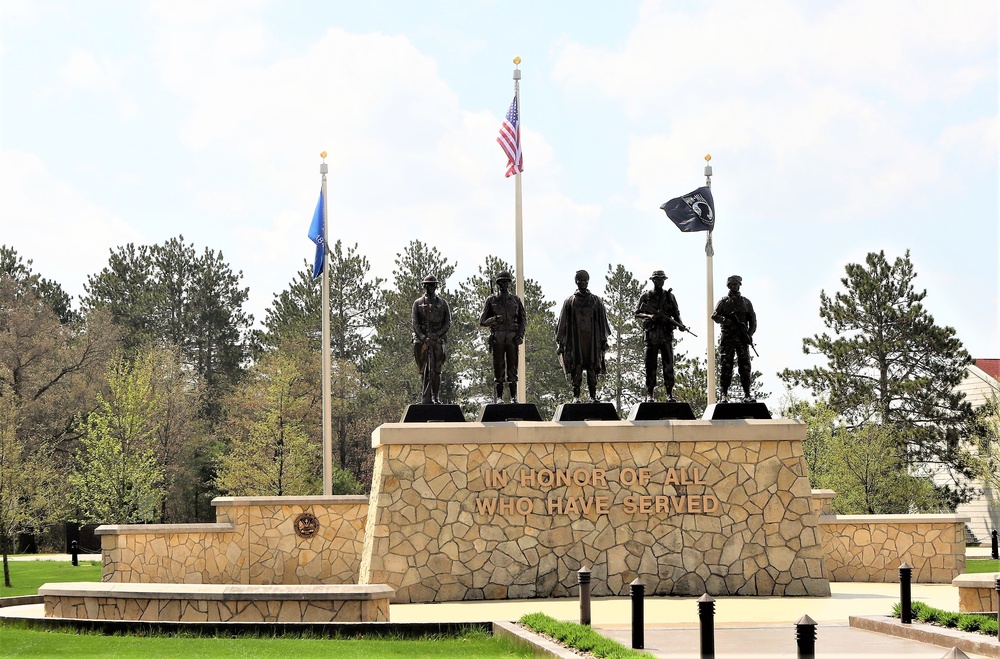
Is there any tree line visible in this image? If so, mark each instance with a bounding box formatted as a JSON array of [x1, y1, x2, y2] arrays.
[[1, 238, 995, 578]]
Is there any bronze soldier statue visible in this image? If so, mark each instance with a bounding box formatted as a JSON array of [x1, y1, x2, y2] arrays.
[[712, 275, 757, 403], [479, 271, 526, 403], [556, 270, 611, 403], [412, 274, 451, 404], [634, 270, 689, 402]]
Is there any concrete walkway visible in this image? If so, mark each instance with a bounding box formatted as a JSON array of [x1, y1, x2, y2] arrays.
[[4, 552, 998, 658]]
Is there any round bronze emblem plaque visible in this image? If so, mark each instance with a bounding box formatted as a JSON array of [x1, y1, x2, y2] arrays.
[[293, 512, 319, 539]]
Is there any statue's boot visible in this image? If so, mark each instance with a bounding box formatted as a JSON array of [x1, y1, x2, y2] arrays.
[[572, 386, 581, 404], [588, 384, 599, 402], [494, 382, 504, 404], [645, 389, 655, 403], [508, 382, 518, 404], [666, 388, 676, 403], [421, 386, 432, 405]]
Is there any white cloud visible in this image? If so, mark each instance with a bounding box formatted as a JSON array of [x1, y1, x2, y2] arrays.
[[61, 50, 137, 119], [0, 150, 145, 300], [555, 0, 994, 226]]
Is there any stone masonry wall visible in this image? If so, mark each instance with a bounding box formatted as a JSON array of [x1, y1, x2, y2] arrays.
[[819, 515, 967, 583], [99, 496, 368, 585], [43, 594, 388, 623], [359, 421, 831, 603]]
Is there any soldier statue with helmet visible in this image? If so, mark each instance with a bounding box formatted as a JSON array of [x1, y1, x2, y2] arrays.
[[634, 269, 690, 402], [712, 274, 757, 403], [412, 274, 452, 404], [479, 271, 526, 403]]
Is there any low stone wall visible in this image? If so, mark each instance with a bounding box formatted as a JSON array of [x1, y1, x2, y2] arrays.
[[810, 490, 836, 517], [953, 573, 1000, 613], [359, 420, 831, 602], [98, 496, 368, 585], [40, 582, 391, 623], [819, 514, 968, 583]]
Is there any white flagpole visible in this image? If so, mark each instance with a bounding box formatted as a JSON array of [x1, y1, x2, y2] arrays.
[[320, 152, 333, 495], [704, 155, 716, 406], [513, 57, 527, 405]]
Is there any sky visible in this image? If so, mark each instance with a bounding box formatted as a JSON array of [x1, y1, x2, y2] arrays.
[[2, 0, 997, 405]]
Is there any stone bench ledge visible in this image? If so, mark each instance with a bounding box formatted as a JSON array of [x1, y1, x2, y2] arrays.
[[95, 523, 236, 536], [39, 582, 393, 601], [373, 419, 805, 447], [212, 495, 369, 507], [818, 514, 970, 524], [952, 572, 1000, 588]]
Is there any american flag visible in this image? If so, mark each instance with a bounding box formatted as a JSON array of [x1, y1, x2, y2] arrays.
[[497, 95, 523, 177]]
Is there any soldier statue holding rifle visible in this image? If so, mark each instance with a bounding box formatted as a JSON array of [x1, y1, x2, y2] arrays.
[[712, 274, 757, 403], [479, 271, 526, 404], [634, 269, 693, 402], [412, 274, 451, 404]]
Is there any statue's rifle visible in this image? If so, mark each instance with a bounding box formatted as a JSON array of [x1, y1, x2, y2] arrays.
[[638, 303, 698, 337], [720, 312, 759, 357]]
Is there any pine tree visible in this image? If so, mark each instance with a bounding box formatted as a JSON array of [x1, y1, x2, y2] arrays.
[[600, 264, 645, 414], [780, 250, 972, 470]]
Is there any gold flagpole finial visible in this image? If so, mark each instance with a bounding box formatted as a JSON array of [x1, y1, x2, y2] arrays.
[[705, 154, 711, 162], [320, 151, 327, 161], [513, 56, 521, 66]]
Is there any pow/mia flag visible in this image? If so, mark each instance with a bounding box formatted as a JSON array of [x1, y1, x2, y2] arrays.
[[661, 186, 715, 232]]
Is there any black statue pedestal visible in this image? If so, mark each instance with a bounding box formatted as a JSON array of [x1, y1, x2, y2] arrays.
[[628, 402, 696, 421], [477, 403, 543, 422], [400, 404, 467, 423], [702, 402, 771, 420], [552, 402, 619, 422]]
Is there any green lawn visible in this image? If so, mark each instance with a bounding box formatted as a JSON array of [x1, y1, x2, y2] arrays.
[[965, 558, 1000, 573], [0, 625, 532, 658], [1, 560, 102, 598]]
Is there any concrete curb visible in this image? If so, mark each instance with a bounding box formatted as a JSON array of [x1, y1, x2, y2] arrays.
[[492, 621, 583, 658], [0, 595, 43, 608], [850, 615, 1000, 658]]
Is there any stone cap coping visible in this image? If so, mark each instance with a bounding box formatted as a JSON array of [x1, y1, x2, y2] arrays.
[[95, 523, 236, 536], [38, 582, 394, 601], [818, 514, 970, 524], [810, 489, 837, 499], [372, 418, 805, 447], [952, 572, 1000, 587], [211, 496, 369, 507]]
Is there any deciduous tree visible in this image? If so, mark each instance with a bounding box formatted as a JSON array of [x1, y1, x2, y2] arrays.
[[69, 351, 166, 524]]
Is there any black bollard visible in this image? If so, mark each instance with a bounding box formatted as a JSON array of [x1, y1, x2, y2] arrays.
[[630, 578, 645, 650], [578, 566, 591, 626], [899, 562, 912, 624], [992, 530, 998, 560], [795, 614, 817, 659], [70, 540, 79, 567], [698, 593, 716, 659]]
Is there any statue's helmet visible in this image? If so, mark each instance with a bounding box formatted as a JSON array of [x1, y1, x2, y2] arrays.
[[495, 271, 513, 283], [726, 275, 742, 286], [422, 274, 439, 286], [575, 269, 590, 281], [650, 270, 667, 281]]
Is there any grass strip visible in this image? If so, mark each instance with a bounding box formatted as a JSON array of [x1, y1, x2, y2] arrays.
[[0, 560, 102, 598], [0, 621, 532, 657], [965, 558, 1000, 573], [891, 601, 999, 636], [519, 612, 653, 658]]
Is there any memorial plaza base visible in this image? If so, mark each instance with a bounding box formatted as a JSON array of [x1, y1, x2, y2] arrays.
[[43, 418, 969, 623]]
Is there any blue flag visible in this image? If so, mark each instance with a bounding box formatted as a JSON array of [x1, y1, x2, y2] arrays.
[[308, 188, 325, 279], [661, 186, 715, 232]]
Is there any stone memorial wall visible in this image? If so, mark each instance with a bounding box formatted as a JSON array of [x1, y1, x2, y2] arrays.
[[358, 420, 831, 602]]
